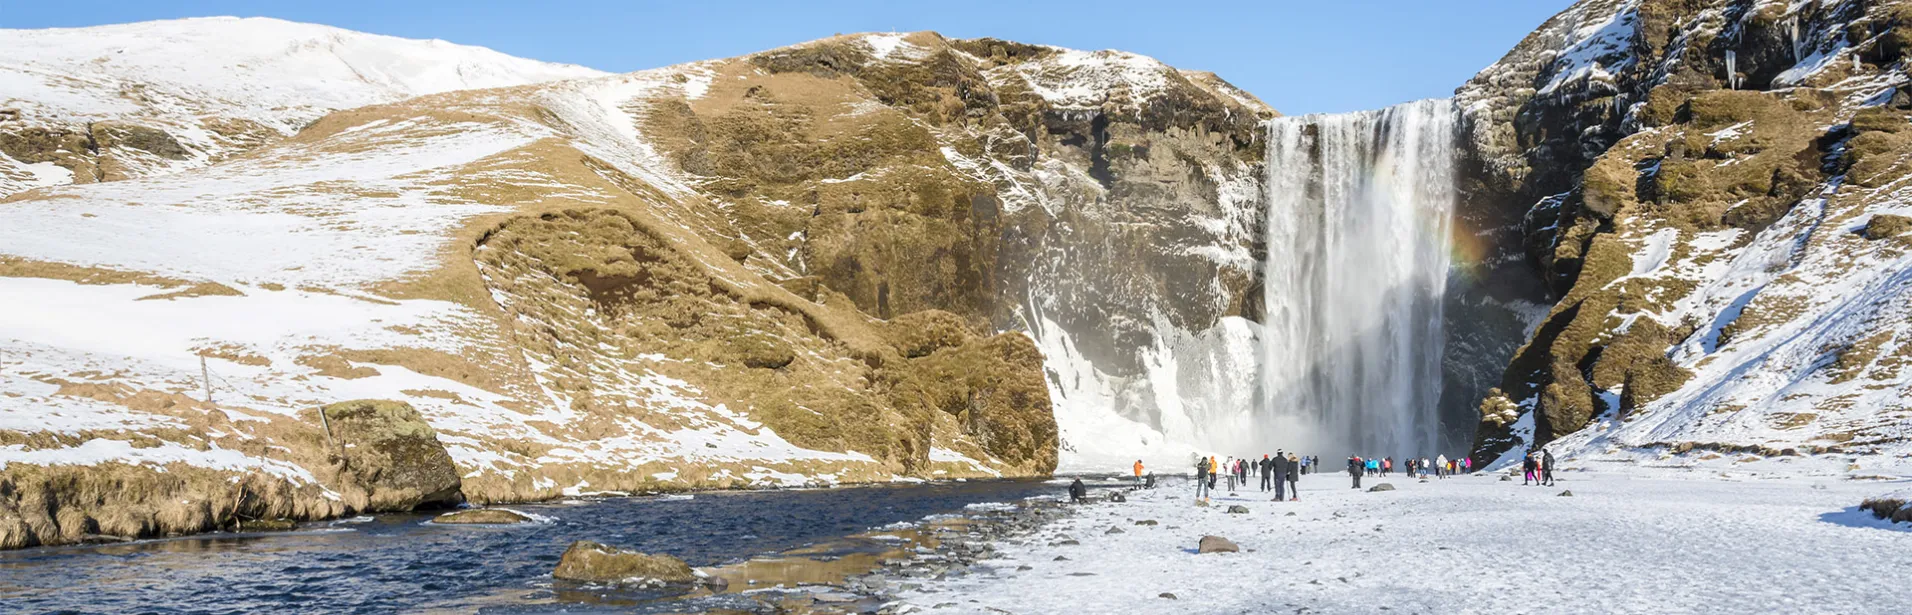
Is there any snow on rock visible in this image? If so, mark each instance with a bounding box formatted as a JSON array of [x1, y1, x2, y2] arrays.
[[0, 16, 605, 196]]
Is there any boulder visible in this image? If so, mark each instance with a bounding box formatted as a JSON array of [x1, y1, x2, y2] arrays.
[[1557, 490, 1574, 497], [1134, 519, 1158, 526], [1105, 526, 1125, 535], [1226, 505, 1249, 514], [1108, 492, 1127, 503], [319, 400, 462, 511], [433, 509, 533, 524], [1368, 483, 1395, 492], [1159, 592, 1178, 600], [1197, 535, 1239, 554], [552, 540, 696, 583]]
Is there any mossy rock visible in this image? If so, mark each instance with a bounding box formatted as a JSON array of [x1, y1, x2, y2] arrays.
[[319, 400, 462, 511], [434, 509, 533, 524], [1851, 107, 1910, 134], [1863, 214, 1912, 240], [1684, 91, 1784, 130], [552, 540, 697, 583], [885, 310, 976, 358], [721, 333, 796, 369]]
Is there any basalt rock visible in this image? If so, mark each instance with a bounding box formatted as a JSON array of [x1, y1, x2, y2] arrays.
[[552, 540, 697, 583], [1196, 535, 1239, 553], [316, 400, 462, 511], [434, 509, 534, 524]]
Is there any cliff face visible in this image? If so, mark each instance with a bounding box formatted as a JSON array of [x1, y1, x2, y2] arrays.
[[0, 24, 1267, 548], [1459, 0, 1912, 467]]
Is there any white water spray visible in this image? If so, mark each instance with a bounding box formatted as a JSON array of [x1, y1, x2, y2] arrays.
[[1258, 99, 1457, 457]]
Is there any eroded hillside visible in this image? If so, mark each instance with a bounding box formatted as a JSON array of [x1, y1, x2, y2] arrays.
[[0, 26, 1269, 547]]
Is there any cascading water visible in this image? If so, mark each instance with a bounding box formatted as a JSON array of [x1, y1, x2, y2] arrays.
[[1258, 98, 1457, 457]]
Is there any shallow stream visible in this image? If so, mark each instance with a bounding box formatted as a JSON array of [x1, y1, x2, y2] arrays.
[[0, 479, 1064, 614]]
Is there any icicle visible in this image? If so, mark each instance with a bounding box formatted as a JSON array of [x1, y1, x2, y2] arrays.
[[1785, 17, 1801, 63], [1726, 50, 1739, 90]]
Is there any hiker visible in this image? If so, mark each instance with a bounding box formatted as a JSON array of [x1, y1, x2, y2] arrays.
[[1272, 452, 1289, 500], [1259, 454, 1275, 492], [1144, 473, 1156, 489], [1347, 455, 1362, 489], [1208, 456, 1219, 491], [1522, 451, 1539, 486], [1194, 456, 1211, 502], [1299, 455, 1309, 475], [1541, 449, 1556, 486], [1436, 454, 1449, 479], [1383, 457, 1392, 476], [1134, 459, 1145, 482], [1069, 477, 1088, 503], [1286, 452, 1300, 500]]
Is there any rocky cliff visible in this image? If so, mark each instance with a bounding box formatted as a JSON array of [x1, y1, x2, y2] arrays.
[[1459, 0, 1912, 469], [0, 24, 1269, 547]]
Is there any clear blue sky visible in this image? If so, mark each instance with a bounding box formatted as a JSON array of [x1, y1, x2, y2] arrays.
[[1, 1, 1575, 115]]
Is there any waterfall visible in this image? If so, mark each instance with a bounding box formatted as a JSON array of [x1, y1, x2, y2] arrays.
[[1258, 99, 1457, 457]]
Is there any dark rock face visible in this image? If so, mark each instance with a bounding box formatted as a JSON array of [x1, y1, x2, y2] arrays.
[[1455, 0, 1909, 463], [320, 400, 462, 511]]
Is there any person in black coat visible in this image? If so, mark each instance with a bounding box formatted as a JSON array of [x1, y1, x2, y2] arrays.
[[1069, 477, 1088, 503], [1347, 455, 1362, 489], [1272, 453, 1290, 500], [1258, 455, 1274, 492]]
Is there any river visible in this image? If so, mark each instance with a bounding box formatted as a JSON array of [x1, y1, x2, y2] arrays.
[[0, 479, 1065, 614]]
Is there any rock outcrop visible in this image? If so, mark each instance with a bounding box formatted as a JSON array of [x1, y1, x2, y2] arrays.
[[315, 400, 463, 511], [1459, 0, 1912, 467], [552, 540, 698, 583]]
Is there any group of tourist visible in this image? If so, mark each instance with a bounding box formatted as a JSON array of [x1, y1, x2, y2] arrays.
[[1184, 453, 1311, 503], [1156, 445, 1563, 503], [1344, 454, 1471, 488], [1521, 448, 1556, 486]]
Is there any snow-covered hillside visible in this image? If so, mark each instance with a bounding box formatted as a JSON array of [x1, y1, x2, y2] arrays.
[[5, 24, 1291, 547], [1459, 0, 1912, 475], [0, 17, 604, 195]]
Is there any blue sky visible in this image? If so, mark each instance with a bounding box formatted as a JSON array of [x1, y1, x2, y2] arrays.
[[2, 1, 1575, 115]]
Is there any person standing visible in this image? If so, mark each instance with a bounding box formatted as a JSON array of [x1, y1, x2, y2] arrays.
[[1541, 449, 1556, 486], [1272, 452, 1289, 501], [1286, 452, 1301, 500], [1522, 451, 1538, 486], [1347, 455, 1362, 489], [1194, 456, 1211, 502], [1134, 459, 1145, 483], [1259, 454, 1275, 492], [1435, 454, 1448, 479]]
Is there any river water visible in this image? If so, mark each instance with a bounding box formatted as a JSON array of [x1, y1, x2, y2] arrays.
[[0, 479, 1063, 614]]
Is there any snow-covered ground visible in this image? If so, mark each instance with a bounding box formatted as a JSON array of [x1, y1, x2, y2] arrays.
[[897, 466, 1912, 614]]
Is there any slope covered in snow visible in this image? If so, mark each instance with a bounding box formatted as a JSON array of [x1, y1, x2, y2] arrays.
[[0, 16, 605, 195], [1458, 0, 1912, 476], [0, 23, 1284, 548]]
